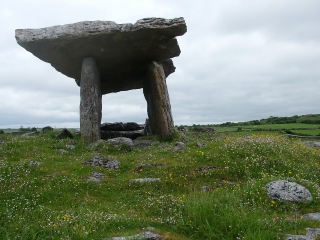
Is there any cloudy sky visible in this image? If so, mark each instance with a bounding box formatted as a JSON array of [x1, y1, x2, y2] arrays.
[[1, 0, 319, 128]]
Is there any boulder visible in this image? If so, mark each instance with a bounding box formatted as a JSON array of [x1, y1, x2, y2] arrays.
[[265, 180, 312, 202], [15, 18, 187, 94], [56, 128, 74, 139], [106, 137, 133, 148], [173, 142, 186, 151]]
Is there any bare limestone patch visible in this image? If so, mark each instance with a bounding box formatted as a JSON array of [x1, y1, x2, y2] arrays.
[[130, 178, 161, 183], [108, 231, 163, 240], [302, 213, 320, 221], [86, 172, 105, 183], [82, 156, 120, 170], [265, 180, 312, 202]]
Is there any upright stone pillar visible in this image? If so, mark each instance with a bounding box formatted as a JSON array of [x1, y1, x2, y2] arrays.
[[143, 61, 174, 139], [80, 57, 102, 143]]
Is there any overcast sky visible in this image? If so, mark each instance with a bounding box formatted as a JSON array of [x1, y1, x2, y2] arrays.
[[1, 0, 319, 128]]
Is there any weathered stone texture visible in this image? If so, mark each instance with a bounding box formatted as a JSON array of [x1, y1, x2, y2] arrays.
[[80, 58, 102, 143], [15, 18, 187, 94], [143, 61, 174, 139]]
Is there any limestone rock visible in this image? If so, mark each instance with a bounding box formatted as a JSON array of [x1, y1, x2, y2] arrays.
[[173, 142, 186, 151], [106, 137, 133, 148], [29, 161, 42, 166], [144, 61, 174, 139], [108, 231, 164, 240], [15, 18, 187, 94], [302, 213, 320, 221], [57, 149, 69, 154], [82, 156, 120, 170], [265, 180, 312, 202], [130, 178, 161, 183], [65, 145, 76, 150], [80, 57, 102, 143], [86, 171, 105, 183], [56, 128, 74, 139]]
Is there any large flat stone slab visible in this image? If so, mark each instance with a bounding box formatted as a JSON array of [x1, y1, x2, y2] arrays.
[[15, 18, 187, 94]]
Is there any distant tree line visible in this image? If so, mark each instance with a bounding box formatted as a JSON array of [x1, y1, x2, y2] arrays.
[[216, 114, 320, 126]]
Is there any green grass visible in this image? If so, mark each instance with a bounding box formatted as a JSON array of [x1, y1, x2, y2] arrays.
[[290, 129, 320, 136], [0, 131, 320, 239]]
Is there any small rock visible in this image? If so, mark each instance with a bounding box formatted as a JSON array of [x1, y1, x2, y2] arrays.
[[172, 142, 186, 151], [29, 161, 42, 166], [91, 171, 105, 179], [286, 234, 310, 240], [66, 145, 76, 150], [57, 149, 69, 154], [86, 172, 105, 183], [196, 166, 218, 172], [107, 137, 133, 149], [130, 178, 161, 183], [265, 180, 312, 202], [302, 213, 320, 221], [201, 185, 213, 191], [108, 231, 164, 240], [56, 128, 73, 139], [197, 142, 206, 148]]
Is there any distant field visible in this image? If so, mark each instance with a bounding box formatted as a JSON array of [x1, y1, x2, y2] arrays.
[[212, 123, 320, 133], [290, 129, 320, 136], [243, 123, 320, 129]]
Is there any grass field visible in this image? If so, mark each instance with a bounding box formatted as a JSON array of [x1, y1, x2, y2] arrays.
[[213, 123, 320, 134], [0, 131, 320, 239]]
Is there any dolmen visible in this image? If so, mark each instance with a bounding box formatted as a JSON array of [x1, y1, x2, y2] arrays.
[[15, 18, 187, 143]]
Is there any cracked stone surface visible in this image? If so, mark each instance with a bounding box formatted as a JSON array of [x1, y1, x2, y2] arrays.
[[82, 156, 120, 169], [15, 17, 187, 94], [265, 180, 312, 202], [302, 213, 320, 221], [86, 171, 105, 183], [130, 178, 161, 183], [108, 231, 164, 240]]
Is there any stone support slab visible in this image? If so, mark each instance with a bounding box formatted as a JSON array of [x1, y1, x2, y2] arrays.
[[80, 57, 102, 143], [143, 61, 174, 139]]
